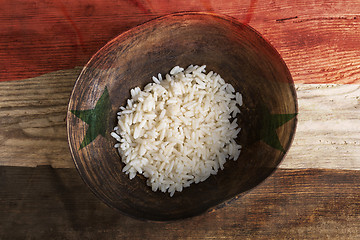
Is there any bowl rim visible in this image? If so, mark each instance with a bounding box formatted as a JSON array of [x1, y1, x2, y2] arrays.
[[66, 11, 298, 221]]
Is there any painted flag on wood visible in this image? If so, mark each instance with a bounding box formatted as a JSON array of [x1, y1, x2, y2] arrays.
[[1, 0, 359, 170], [2, 1, 360, 238]]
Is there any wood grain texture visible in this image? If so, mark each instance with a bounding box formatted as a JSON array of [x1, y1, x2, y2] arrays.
[[1, 69, 359, 169], [0, 67, 82, 168], [1, 0, 359, 236], [0, 67, 360, 170], [283, 84, 360, 169], [1, 166, 360, 239], [1, 0, 360, 83]]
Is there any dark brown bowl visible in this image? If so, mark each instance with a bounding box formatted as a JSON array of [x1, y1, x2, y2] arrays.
[[67, 12, 297, 221]]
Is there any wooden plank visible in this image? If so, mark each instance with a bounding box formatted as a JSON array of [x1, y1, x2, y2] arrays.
[[1, 69, 359, 169], [1, 166, 360, 239], [1, 0, 360, 83], [0, 68, 82, 168], [282, 84, 360, 169], [252, 0, 360, 85]]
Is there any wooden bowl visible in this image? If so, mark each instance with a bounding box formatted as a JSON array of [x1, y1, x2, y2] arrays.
[[67, 12, 297, 221]]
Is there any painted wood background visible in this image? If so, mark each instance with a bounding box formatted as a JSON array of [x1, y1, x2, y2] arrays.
[[1, 0, 360, 238]]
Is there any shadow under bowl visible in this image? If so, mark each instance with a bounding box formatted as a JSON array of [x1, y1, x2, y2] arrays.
[[67, 12, 298, 221]]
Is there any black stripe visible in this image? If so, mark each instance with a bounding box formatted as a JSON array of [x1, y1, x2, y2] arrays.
[[1, 166, 360, 239]]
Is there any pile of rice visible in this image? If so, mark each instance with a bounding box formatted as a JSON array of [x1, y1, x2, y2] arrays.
[[111, 65, 243, 197]]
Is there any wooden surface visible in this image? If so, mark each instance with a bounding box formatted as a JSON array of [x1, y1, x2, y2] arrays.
[[1, 166, 360, 239], [1, 0, 360, 238], [1, 69, 358, 169], [2, 0, 360, 84]]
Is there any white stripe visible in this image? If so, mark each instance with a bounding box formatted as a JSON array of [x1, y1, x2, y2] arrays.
[[0, 70, 359, 170], [281, 84, 360, 170]]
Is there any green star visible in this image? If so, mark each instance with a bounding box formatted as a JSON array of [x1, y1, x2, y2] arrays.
[[259, 105, 297, 152], [70, 87, 111, 149]]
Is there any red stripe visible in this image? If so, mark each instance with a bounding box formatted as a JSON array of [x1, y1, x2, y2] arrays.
[[1, 0, 359, 84]]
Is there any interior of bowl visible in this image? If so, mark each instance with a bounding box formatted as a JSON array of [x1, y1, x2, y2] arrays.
[[67, 12, 297, 221]]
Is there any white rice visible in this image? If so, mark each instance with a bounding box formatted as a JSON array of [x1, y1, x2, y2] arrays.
[[112, 65, 243, 197]]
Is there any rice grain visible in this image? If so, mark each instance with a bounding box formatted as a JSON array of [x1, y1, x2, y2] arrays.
[[112, 65, 243, 197]]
